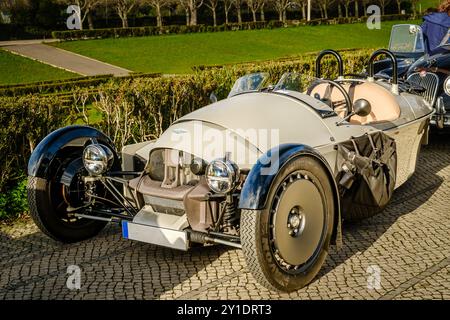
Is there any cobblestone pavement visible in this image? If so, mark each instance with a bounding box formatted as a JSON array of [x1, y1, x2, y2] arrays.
[[1, 133, 449, 300]]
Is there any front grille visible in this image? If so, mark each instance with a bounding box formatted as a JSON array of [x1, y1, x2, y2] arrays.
[[406, 72, 439, 106], [148, 149, 198, 187]]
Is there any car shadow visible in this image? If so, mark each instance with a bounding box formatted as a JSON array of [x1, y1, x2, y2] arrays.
[[316, 130, 450, 278]]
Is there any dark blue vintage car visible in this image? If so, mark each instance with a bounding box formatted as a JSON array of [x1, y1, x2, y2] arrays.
[[376, 24, 450, 128]]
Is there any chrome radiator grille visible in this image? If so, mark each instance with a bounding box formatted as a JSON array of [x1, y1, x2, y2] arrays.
[[406, 72, 439, 106]]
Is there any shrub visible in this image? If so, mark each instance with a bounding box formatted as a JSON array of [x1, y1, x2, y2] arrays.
[[0, 176, 28, 220], [0, 72, 161, 97], [51, 25, 212, 40], [267, 20, 285, 29], [0, 95, 75, 193]]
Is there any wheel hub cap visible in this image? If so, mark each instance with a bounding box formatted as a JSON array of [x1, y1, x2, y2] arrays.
[[287, 206, 305, 237], [271, 173, 325, 268]]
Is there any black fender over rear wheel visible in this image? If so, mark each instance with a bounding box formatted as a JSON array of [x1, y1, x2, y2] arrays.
[[241, 156, 334, 292], [27, 157, 107, 243]]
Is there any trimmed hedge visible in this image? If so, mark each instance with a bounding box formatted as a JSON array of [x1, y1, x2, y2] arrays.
[[0, 24, 52, 41], [193, 47, 368, 72], [293, 14, 411, 26], [52, 15, 411, 41], [0, 72, 161, 97], [0, 48, 373, 219], [52, 21, 268, 40], [0, 95, 76, 193]]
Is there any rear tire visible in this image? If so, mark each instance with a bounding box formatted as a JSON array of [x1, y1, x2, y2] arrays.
[[241, 156, 334, 292]]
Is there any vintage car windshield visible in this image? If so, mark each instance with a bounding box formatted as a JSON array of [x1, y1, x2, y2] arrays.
[[228, 72, 336, 117], [228, 72, 271, 97], [228, 72, 313, 97], [273, 72, 307, 92], [389, 24, 425, 54]]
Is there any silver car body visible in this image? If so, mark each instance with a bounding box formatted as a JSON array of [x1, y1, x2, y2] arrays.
[[124, 79, 433, 191]]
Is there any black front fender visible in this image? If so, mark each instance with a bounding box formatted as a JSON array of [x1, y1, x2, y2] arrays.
[[238, 143, 338, 210], [28, 125, 117, 178], [238, 143, 342, 246]]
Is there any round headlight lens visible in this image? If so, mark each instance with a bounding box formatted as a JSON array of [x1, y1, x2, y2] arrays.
[[83, 144, 114, 176], [444, 76, 450, 96], [206, 159, 239, 194]]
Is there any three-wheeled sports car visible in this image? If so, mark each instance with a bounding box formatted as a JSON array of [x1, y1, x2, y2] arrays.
[[27, 49, 435, 292]]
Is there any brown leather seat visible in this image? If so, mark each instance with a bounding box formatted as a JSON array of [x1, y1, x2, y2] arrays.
[[309, 82, 401, 125]]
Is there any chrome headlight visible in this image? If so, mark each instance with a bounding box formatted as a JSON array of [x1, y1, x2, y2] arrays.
[[444, 76, 450, 96], [83, 144, 114, 176], [206, 159, 239, 194]]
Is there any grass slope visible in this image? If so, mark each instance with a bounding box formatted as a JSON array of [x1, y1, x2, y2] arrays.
[[55, 21, 416, 74], [0, 49, 78, 85]]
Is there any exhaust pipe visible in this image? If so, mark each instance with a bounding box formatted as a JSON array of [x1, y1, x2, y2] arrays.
[[188, 230, 242, 249]]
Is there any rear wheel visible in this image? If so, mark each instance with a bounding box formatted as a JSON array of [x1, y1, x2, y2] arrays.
[[241, 156, 334, 292], [27, 155, 107, 243]]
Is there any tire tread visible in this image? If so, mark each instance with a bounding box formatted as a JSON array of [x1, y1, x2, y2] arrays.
[[27, 176, 60, 241], [241, 209, 278, 291]]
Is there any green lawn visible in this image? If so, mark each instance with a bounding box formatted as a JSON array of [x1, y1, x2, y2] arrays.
[[55, 20, 416, 74], [0, 49, 78, 85]]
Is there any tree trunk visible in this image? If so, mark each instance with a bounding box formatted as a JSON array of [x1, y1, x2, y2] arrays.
[[87, 12, 94, 30], [355, 0, 359, 18], [185, 8, 190, 25], [344, 4, 349, 17], [397, 1, 401, 14], [120, 11, 129, 28], [260, 5, 265, 21], [225, 9, 229, 24], [237, 6, 242, 24], [323, 4, 328, 19], [156, 4, 162, 27], [301, 3, 306, 20], [251, 9, 257, 22], [338, 3, 342, 18], [191, 7, 197, 25], [283, 9, 286, 22], [278, 9, 283, 22], [213, 8, 217, 26]]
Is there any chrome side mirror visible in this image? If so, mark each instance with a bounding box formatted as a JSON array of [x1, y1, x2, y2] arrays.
[[337, 99, 372, 126], [353, 99, 372, 117]]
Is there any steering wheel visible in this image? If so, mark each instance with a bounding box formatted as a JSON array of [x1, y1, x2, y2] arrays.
[[306, 79, 353, 117]]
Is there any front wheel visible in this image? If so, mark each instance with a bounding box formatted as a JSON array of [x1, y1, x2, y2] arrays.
[[241, 156, 335, 292], [27, 155, 108, 243]]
